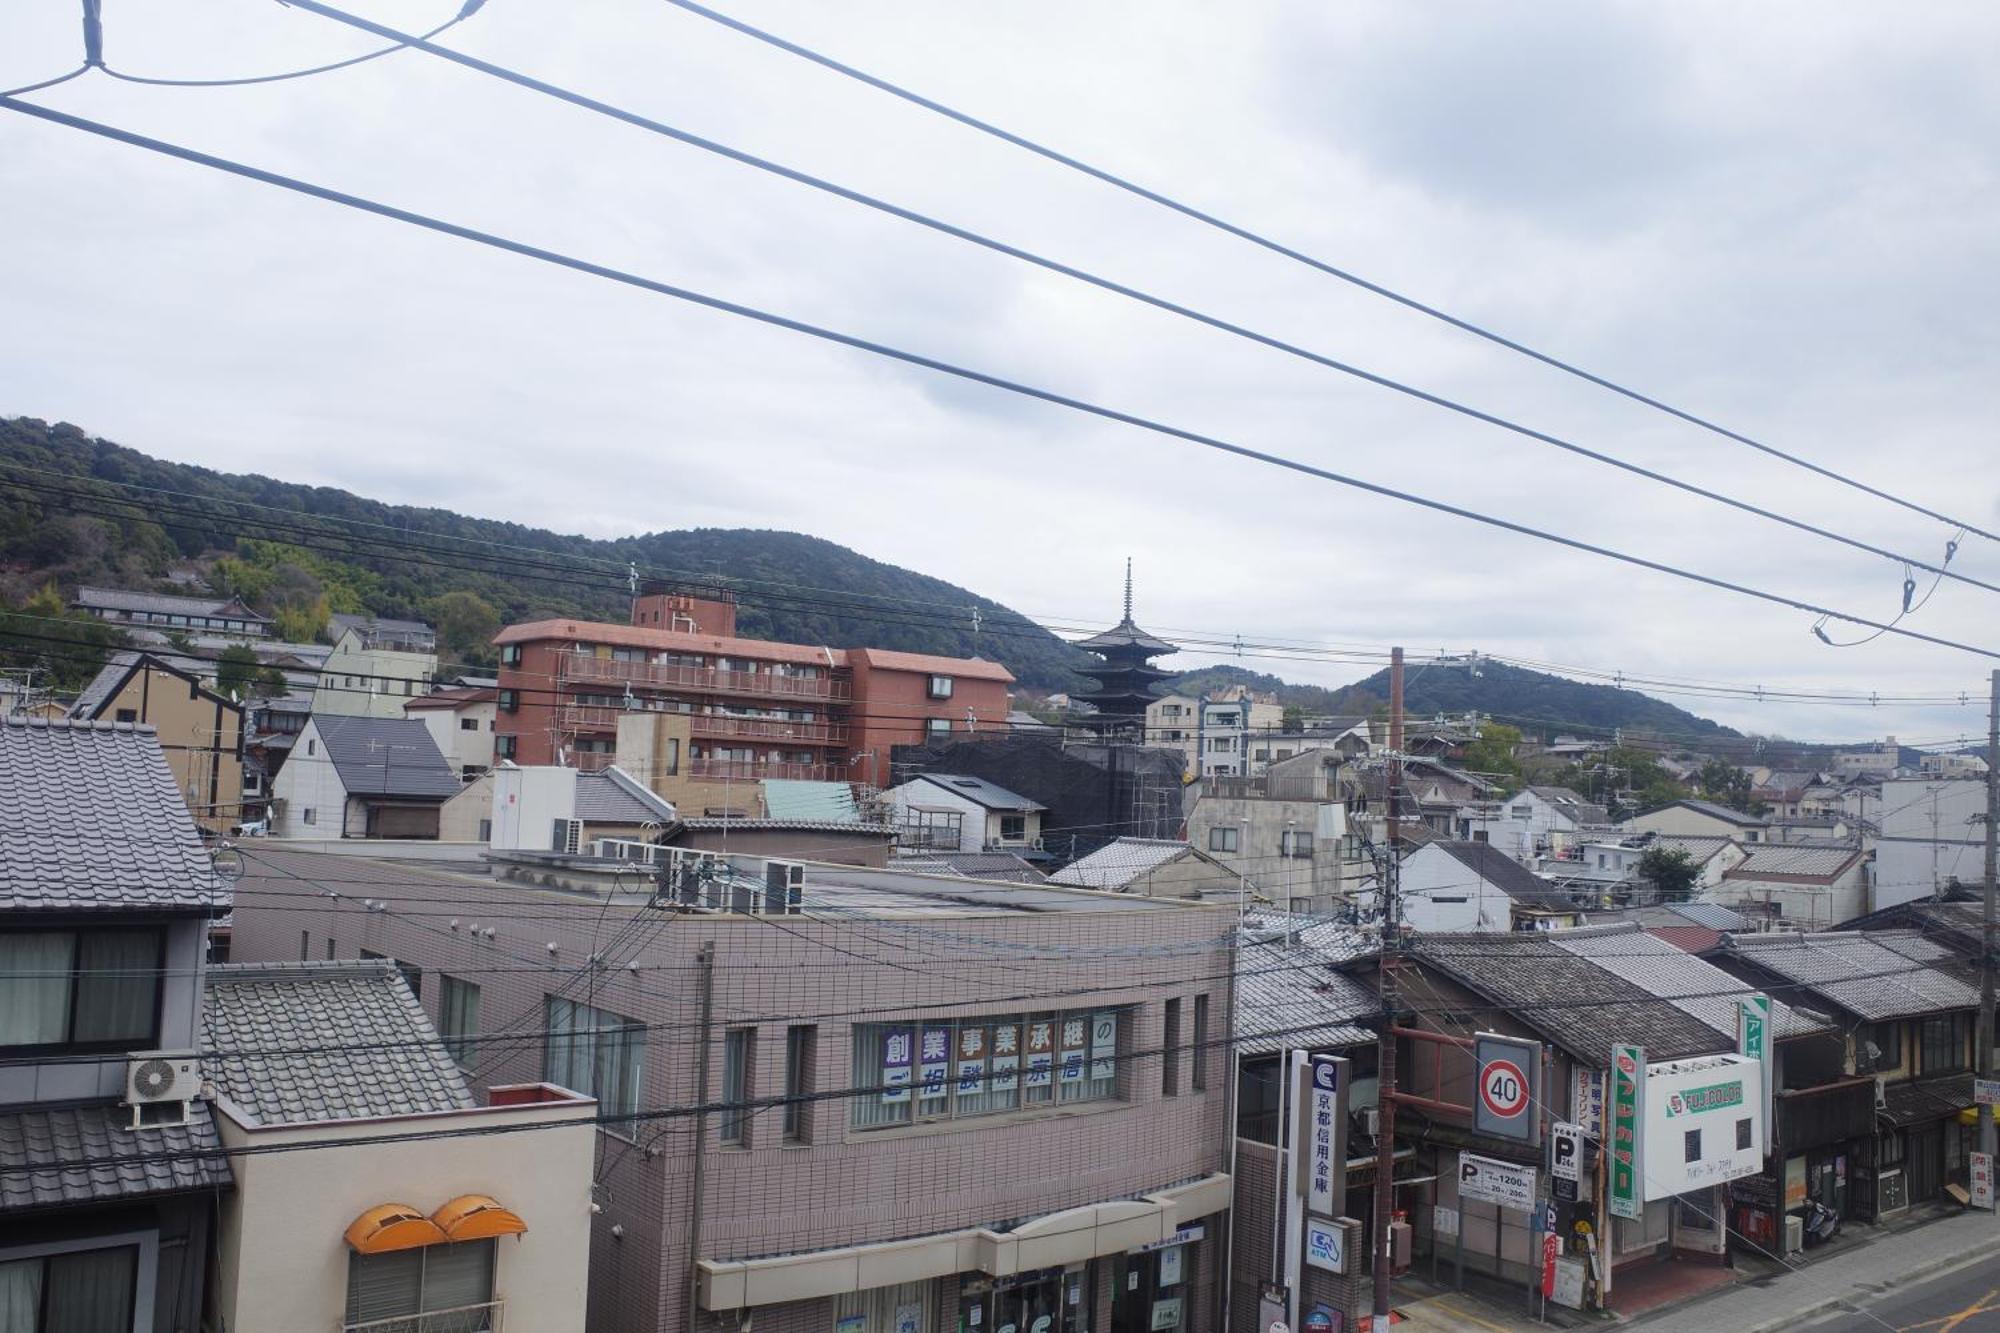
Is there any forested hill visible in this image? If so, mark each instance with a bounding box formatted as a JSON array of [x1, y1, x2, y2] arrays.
[[0, 417, 1090, 687]]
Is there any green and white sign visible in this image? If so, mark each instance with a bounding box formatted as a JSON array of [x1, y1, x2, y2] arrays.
[[1609, 1044, 1645, 1220], [1738, 992, 1774, 1152]]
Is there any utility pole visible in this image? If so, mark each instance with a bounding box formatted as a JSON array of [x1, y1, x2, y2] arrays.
[[686, 941, 716, 1332], [1980, 669, 1997, 1187], [1373, 646, 1404, 1322]]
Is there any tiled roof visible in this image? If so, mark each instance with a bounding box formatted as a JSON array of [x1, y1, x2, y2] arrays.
[[67, 650, 144, 718], [1048, 838, 1197, 889], [204, 960, 475, 1125], [1880, 1073, 1975, 1127], [1646, 924, 1724, 954], [1649, 799, 1769, 827], [0, 718, 226, 913], [673, 817, 896, 835], [74, 585, 269, 622], [892, 852, 1048, 883], [1526, 786, 1611, 825], [575, 767, 678, 823], [401, 686, 496, 711], [1235, 934, 1379, 1054], [1411, 932, 1730, 1067], [1647, 835, 1741, 865], [912, 774, 1046, 812], [0, 1101, 233, 1211], [1550, 925, 1828, 1041], [1724, 845, 1865, 882], [1722, 930, 1980, 1020], [1664, 901, 1749, 930], [312, 715, 460, 799], [330, 612, 434, 637], [68, 653, 238, 723]]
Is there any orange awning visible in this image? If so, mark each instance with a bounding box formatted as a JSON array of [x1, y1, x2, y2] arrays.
[[432, 1194, 528, 1241], [344, 1203, 449, 1254]]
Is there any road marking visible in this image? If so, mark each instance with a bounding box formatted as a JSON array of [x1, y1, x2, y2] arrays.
[[1898, 1285, 2000, 1333], [1426, 1300, 1516, 1332]]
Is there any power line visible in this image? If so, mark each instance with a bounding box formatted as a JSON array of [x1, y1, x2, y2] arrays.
[[4, 99, 1997, 668], [273, 0, 1993, 609], [95, 2, 484, 89], [658, 0, 2000, 550]]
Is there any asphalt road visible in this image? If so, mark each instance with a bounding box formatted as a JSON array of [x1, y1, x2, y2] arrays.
[[1804, 1256, 2000, 1331]]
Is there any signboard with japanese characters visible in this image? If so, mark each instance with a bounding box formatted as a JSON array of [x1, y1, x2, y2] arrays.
[[881, 1026, 913, 1104], [1458, 1152, 1537, 1211], [1738, 993, 1774, 1144], [1643, 1053, 1764, 1194], [1474, 1032, 1541, 1144], [1059, 1016, 1088, 1084], [1550, 1122, 1583, 1183], [1297, 1055, 1349, 1217], [1090, 1012, 1118, 1082], [1025, 1020, 1056, 1090], [1609, 1044, 1645, 1220], [1976, 1078, 2000, 1107], [1973, 1151, 1994, 1211], [1571, 1067, 1605, 1137], [956, 1024, 988, 1096], [918, 1025, 951, 1104], [990, 1022, 1021, 1092]]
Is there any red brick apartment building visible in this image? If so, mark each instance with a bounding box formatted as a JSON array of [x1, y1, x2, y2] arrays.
[[493, 587, 1012, 789]]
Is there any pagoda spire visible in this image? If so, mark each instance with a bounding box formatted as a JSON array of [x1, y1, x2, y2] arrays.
[[1072, 564, 1179, 736], [1123, 557, 1133, 622]]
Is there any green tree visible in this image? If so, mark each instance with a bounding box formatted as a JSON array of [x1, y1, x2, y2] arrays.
[[426, 590, 501, 667], [272, 594, 331, 645], [1638, 846, 1701, 903], [1697, 759, 1756, 812], [0, 583, 129, 692], [215, 644, 262, 700], [1463, 721, 1524, 791], [1282, 703, 1306, 729]]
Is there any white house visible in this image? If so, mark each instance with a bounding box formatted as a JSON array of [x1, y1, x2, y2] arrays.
[[1463, 785, 1610, 863], [885, 773, 1046, 853], [1622, 798, 1769, 844], [1874, 775, 1984, 908], [1709, 843, 1870, 929], [1390, 839, 1564, 933], [404, 685, 497, 778], [270, 715, 462, 839], [313, 614, 441, 719]]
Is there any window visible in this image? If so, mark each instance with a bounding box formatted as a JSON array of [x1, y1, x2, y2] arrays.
[[1237, 1055, 1282, 1143], [1684, 1128, 1702, 1163], [927, 674, 954, 700], [1210, 737, 1233, 753], [325, 937, 337, 960], [460, 717, 479, 731], [0, 928, 161, 1051], [1920, 1014, 1971, 1074], [494, 735, 518, 761], [1736, 1117, 1753, 1151], [543, 997, 645, 1127], [721, 1028, 754, 1146], [500, 644, 522, 667], [114, 708, 138, 724], [306, 738, 317, 756], [301, 808, 316, 826], [1192, 994, 1209, 1092], [783, 1025, 815, 1144], [299, 930, 310, 962], [0, 1243, 139, 1332], [1281, 830, 1315, 858], [496, 689, 519, 713], [1207, 827, 1239, 853], [440, 975, 481, 1068], [926, 718, 952, 741], [852, 1009, 1123, 1129], [998, 814, 1028, 843], [345, 1239, 494, 1330], [1163, 999, 1182, 1096]]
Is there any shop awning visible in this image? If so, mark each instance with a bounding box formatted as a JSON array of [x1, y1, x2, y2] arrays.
[[433, 1195, 528, 1241], [344, 1203, 448, 1253]]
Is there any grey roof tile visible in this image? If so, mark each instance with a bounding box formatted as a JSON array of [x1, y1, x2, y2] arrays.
[[1431, 840, 1566, 905], [74, 586, 269, 623], [1235, 933, 1379, 1053], [912, 773, 1047, 812], [204, 959, 475, 1125], [1550, 925, 1828, 1041], [1725, 845, 1865, 881], [1048, 838, 1195, 889], [574, 767, 677, 824], [1722, 929, 1979, 1020], [312, 715, 460, 799], [0, 1101, 232, 1211], [891, 852, 1047, 884], [0, 718, 226, 913]]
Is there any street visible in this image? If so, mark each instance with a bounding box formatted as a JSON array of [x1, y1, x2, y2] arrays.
[[1802, 1257, 2000, 1331]]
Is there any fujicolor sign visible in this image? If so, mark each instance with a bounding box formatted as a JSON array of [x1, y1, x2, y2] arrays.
[[1665, 1079, 1744, 1117], [1643, 1053, 1764, 1196]]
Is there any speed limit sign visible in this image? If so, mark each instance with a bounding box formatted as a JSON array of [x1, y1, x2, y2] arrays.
[[1474, 1032, 1541, 1142]]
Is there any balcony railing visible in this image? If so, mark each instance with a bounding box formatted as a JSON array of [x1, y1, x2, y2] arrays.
[[574, 752, 615, 772], [343, 1300, 504, 1333], [557, 706, 847, 747], [560, 654, 852, 702], [689, 758, 832, 782]]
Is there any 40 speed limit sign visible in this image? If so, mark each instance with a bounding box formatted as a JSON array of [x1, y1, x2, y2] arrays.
[[1474, 1032, 1542, 1143]]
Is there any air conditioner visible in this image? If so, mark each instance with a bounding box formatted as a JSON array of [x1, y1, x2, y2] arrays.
[[552, 817, 583, 855], [126, 1052, 200, 1128], [1361, 1106, 1381, 1139], [763, 861, 805, 916]]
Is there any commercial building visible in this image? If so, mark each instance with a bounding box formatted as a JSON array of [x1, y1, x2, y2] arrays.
[[224, 846, 1237, 1333], [0, 718, 234, 1332], [493, 586, 1011, 793]]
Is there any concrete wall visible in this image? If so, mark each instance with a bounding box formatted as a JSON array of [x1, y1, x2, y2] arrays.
[[1187, 795, 1349, 913], [411, 700, 496, 774], [314, 634, 439, 719], [225, 850, 1235, 1333], [1709, 871, 1868, 930], [491, 766, 579, 851], [269, 721, 346, 840], [211, 1095, 596, 1333], [1876, 777, 1983, 908], [440, 774, 495, 843], [1397, 845, 1511, 932]]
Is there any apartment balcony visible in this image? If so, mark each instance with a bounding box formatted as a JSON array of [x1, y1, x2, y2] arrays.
[[689, 758, 833, 782], [556, 706, 847, 747], [343, 1301, 504, 1333], [574, 752, 616, 773], [559, 654, 852, 703]]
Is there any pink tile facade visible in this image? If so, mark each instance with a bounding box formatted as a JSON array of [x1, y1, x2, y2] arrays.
[[227, 849, 1235, 1332]]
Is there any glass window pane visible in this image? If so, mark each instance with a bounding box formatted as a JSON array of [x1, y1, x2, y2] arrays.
[[44, 1245, 137, 1333], [73, 931, 159, 1045], [0, 932, 74, 1046]]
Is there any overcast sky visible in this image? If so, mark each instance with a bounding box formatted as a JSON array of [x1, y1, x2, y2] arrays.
[[4, 1, 1998, 744]]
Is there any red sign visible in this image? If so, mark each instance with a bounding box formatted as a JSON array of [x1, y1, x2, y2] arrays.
[[1480, 1058, 1531, 1120], [1540, 1231, 1558, 1296]]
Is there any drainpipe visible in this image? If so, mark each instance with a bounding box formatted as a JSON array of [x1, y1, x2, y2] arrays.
[[685, 941, 716, 1332]]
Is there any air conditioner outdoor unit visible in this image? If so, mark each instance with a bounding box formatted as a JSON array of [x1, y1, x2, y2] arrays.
[[125, 1052, 200, 1129], [763, 861, 805, 916], [1360, 1106, 1381, 1139], [552, 817, 583, 855]]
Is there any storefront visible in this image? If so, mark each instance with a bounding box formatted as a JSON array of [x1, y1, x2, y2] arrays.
[[1110, 1232, 1195, 1333], [957, 1266, 1093, 1333]]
